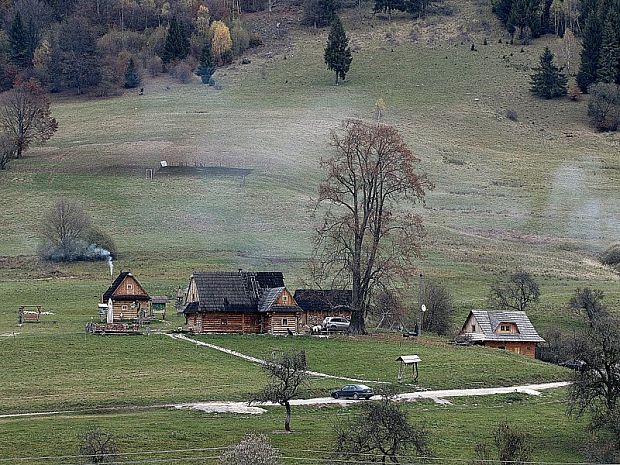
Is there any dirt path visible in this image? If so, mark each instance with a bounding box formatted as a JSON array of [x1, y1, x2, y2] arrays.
[[0, 382, 570, 419], [167, 333, 387, 385]]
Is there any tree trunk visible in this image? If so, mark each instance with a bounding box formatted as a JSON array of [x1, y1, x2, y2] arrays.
[[335, 72, 339, 85], [284, 401, 291, 432]]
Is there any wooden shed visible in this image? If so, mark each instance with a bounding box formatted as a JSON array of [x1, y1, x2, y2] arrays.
[[101, 272, 151, 322], [293, 289, 352, 327]]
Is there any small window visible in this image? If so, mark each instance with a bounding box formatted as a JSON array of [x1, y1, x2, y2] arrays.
[[282, 318, 288, 325], [221, 319, 228, 325], [127, 283, 133, 290], [471, 324, 476, 332], [500, 324, 511, 332], [121, 305, 128, 311], [282, 294, 288, 303]]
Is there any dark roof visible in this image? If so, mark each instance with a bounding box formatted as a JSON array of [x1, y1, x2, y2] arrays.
[[461, 310, 545, 343], [102, 272, 150, 303], [102, 272, 130, 302], [186, 271, 286, 314], [151, 296, 169, 304], [183, 302, 199, 314], [255, 272, 284, 289], [265, 305, 302, 314], [293, 289, 352, 312], [258, 287, 302, 314]]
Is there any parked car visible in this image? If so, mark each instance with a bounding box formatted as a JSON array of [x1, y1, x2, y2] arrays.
[[331, 384, 374, 400], [322, 316, 350, 331]]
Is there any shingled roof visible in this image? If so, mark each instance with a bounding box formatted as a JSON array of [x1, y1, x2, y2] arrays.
[[258, 287, 302, 314], [102, 272, 150, 303], [183, 271, 287, 314], [293, 289, 352, 311], [461, 310, 545, 343]]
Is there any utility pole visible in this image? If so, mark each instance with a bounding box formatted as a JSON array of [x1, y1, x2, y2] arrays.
[[418, 273, 424, 337]]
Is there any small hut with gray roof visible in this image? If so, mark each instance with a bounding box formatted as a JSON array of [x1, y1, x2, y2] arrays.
[[459, 310, 545, 358], [182, 271, 301, 334]]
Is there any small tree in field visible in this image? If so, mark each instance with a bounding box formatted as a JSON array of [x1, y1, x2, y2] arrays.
[[0, 78, 57, 159], [196, 44, 215, 84], [333, 389, 431, 464], [124, 58, 141, 88], [79, 428, 118, 464], [324, 16, 352, 84], [210, 21, 233, 65], [253, 350, 309, 432], [473, 422, 531, 465], [421, 281, 454, 335], [489, 270, 540, 312], [219, 434, 281, 465], [530, 47, 567, 99], [587, 82, 620, 131]]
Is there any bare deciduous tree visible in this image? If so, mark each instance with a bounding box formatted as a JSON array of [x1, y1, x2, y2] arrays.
[[42, 199, 92, 249], [253, 350, 309, 432], [421, 281, 454, 335], [313, 119, 432, 334], [219, 434, 281, 465], [332, 389, 431, 464], [489, 270, 540, 312], [78, 428, 118, 464], [0, 78, 57, 160], [568, 288, 620, 432], [472, 422, 531, 465]]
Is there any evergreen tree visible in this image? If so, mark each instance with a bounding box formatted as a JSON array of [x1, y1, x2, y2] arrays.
[[124, 58, 141, 88], [531, 47, 568, 98], [304, 0, 338, 27], [56, 17, 101, 94], [597, 14, 620, 83], [577, 14, 603, 92], [196, 44, 215, 84], [324, 16, 352, 84], [160, 17, 190, 64], [9, 12, 30, 68]]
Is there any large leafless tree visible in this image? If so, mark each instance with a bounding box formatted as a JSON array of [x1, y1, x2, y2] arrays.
[[313, 119, 431, 334], [0, 78, 57, 160]]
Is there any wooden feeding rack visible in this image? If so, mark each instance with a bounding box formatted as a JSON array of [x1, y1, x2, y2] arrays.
[[18, 306, 54, 325], [396, 355, 421, 383]]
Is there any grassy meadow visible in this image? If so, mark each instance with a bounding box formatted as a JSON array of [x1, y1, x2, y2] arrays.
[[0, 0, 618, 462]]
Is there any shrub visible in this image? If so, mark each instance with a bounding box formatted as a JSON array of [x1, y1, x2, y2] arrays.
[[230, 20, 251, 56], [601, 244, 620, 270], [587, 82, 620, 131], [146, 55, 163, 77], [172, 59, 195, 83], [79, 428, 118, 464], [505, 108, 518, 121], [218, 434, 281, 465]]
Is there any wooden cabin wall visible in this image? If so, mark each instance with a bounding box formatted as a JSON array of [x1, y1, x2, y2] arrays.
[[484, 341, 536, 358], [187, 312, 262, 334], [303, 309, 352, 326], [266, 313, 299, 334]]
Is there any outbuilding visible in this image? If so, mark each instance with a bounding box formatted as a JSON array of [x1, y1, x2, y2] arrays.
[[101, 272, 152, 322], [459, 310, 545, 358]]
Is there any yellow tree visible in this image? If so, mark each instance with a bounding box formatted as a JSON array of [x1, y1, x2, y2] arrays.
[[210, 21, 232, 63]]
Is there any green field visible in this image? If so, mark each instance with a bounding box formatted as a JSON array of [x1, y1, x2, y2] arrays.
[[0, 0, 617, 462], [0, 390, 587, 464]]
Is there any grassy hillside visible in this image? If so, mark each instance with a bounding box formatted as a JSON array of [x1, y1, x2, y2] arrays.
[[0, 1, 617, 461]]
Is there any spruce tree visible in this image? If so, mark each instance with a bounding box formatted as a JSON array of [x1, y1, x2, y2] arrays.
[[597, 14, 620, 83], [531, 47, 568, 99], [124, 58, 141, 88], [324, 16, 352, 84], [577, 14, 603, 92], [160, 17, 190, 64], [9, 12, 30, 68], [196, 44, 215, 84]]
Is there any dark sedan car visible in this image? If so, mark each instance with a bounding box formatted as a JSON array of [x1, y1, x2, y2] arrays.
[[331, 384, 374, 400]]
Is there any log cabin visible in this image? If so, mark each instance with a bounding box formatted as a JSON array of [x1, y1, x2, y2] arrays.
[[182, 271, 302, 334], [102, 272, 152, 322], [293, 289, 352, 327], [459, 310, 545, 358]]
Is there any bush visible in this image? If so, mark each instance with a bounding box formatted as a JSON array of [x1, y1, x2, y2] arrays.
[[146, 55, 163, 77], [505, 109, 518, 121], [588, 82, 620, 131], [219, 434, 281, 465], [171, 59, 196, 83], [601, 244, 620, 270], [79, 428, 118, 464], [231, 20, 251, 56]]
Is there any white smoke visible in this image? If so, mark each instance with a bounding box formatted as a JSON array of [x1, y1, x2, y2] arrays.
[[108, 256, 114, 277]]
